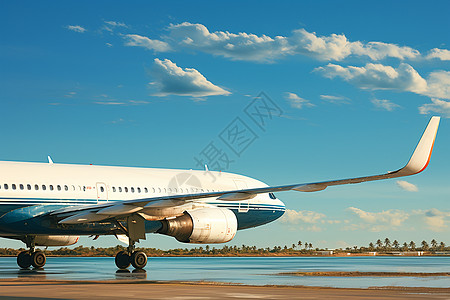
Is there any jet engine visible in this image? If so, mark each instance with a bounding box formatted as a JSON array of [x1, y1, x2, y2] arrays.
[[157, 208, 237, 243], [32, 235, 80, 246]]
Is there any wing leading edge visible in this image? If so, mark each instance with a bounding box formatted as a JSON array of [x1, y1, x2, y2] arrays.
[[56, 116, 440, 224]]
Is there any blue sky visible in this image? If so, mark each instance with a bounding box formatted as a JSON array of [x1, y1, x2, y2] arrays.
[[1, 0, 450, 250]]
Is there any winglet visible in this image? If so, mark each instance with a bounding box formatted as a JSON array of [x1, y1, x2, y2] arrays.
[[400, 116, 440, 176]]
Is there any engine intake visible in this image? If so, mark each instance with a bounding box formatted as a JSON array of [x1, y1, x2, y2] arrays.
[[158, 208, 237, 244]]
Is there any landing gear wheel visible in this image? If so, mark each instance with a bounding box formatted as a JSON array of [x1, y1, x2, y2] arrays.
[[31, 251, 46, 268], [115, 250, 131, 269], [130, 251, 147, 269], [17, 251, 32, 269]]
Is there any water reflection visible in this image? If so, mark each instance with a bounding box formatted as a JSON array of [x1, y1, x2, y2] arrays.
[[115, 269, 147, 280], [1, 256, 449, 288]]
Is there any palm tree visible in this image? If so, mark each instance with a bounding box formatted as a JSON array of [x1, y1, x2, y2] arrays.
[[439, 242, 446, 251], [308, 243, 313, 250], [402, 242, 408, 251], [431, 239, 438, 250], [368, 242, 375, 251], [409, 241, 416, 250], [384, 238, 391, 250], [376, 239, 383, 249], [292, 244, 296, 250], [421, 240, 429, 251], [298, 241, 302, 248], [392, 240, 399, 249]]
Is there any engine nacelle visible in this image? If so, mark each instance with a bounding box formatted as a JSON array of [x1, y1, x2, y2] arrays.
[[157, 208, 237, 244], [32, 235, 80, 246]]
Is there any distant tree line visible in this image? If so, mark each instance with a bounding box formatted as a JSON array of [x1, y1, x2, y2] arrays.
[[0, 238, 447, 257]]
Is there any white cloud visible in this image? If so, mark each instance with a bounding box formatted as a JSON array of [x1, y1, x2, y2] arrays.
[[66, 25, 86, 33], [396, 180, 418, 192], [124, 34, 171, 52], [419, 98, 450, 117], [289, 29, 419, 61], [347, 207, 409, 231], [425, 71, 450, 99], [167, 22, 290, 62], [281, 209, 325, 224], [149, 58, 231, 97], [371, 99, 400, 111], [420, 208, 450, 231], [127, 22, 421, 62], [316, 63, 450, 100], [315, 63, 428, 94], [284, 92, 315, 109], [426, 48, 450, 61], [104, 21, 127, 28], [320, 94, 350, 104]]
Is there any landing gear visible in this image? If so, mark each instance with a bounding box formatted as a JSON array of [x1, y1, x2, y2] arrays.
[[115, 250, 131, 269], [17, 251, 32, 269], [130, 251, 147, 269], [17, 236, 46, 269], [114, 214, 148, 270], [31, 251, 46, 268]]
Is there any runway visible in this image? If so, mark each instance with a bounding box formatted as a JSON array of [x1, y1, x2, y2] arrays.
[[1, 256, 450, 299], [0, 279, 450, 299]]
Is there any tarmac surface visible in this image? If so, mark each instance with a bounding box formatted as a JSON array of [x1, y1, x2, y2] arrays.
[[0, 279, 450, 300]]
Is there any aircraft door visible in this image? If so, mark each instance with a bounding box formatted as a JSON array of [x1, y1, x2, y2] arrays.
[[233, 179, 249, 213], [96, 182, 108, 204]]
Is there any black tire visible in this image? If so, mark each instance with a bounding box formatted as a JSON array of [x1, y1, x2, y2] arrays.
[[130, 251, 147, 269], [17, 251, 32, 269], [115, 250, 131, 269], [31, 251, 46, 268]]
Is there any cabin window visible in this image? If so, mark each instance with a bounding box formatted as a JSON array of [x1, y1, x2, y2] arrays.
[[125, 187, 128, 193], [27, 184, 31, 190], [34, 184, 39, 191], [83, 186, 86, 192], [137, 187, 141, 193], [42, 185, 46, 191], [152, 188, 155, 193], [4, 184, 8, 190], [12, 184, 16, 190], [72, 185, 76, 191], [131, 187, 134, 193], [144, 187, 148, 193], [57, 185, 61, 191], [20, 184, 24, 190], [100, 186, 104, 192], [49, 185, 54, 191], [168, 188, 172, 193], [158, 187, 161, 193], [64, 185, 68, 191], [112, 187, 116, 192], [118, 187, 122, 192]]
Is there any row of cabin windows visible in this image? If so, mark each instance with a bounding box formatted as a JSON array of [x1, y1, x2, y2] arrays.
[[0, 184, 217, 194], [1, 183, 73, 191], [110, 187, 215, 194]]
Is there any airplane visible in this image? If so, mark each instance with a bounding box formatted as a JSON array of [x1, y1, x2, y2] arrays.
[[0, 116, 440, 270]]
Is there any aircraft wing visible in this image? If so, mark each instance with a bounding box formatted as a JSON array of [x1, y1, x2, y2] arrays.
[[53, 116, 440, 224]]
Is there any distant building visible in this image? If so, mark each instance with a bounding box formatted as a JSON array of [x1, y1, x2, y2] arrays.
[[315, 250, 334, 255]]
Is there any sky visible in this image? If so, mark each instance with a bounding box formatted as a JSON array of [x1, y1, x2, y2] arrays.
[[0, 0, 449, 250]]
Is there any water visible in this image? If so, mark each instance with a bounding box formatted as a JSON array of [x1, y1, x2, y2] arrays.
[[1, 256, 450, 288]]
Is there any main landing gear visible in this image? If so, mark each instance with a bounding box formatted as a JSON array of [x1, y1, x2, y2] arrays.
[[17, 236, 46, 269], [114, 214, 147, 270]]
